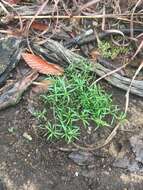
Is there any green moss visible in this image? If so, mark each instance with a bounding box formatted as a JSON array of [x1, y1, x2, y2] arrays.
[[98, 40, 131, 60]]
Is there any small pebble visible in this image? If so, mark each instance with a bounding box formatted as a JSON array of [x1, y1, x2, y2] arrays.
[[75, 172, 79, 177], [23, 132, 32, 141]]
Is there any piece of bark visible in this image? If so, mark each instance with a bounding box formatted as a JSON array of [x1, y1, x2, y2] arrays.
[[0, 37, 22, 86], [0, 71, 38, 110], [68, 151, 95, 165], [0, 5, 54, 16], [65, 28, 143, 48]]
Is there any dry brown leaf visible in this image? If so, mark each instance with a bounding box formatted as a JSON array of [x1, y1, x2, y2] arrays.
[[31, 21, 48, 31], [22, 53, 64, 76], [4, 0, 20, 4], [90, 50, 101, 60]]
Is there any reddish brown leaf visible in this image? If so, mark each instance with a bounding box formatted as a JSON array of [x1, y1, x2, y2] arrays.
[[31, 21, 48, 31], [5, 0, 20, 4], [90, 50, 101, 60], [22, 53, 64, 76]]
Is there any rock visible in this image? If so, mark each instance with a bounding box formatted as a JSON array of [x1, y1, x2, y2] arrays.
[[68, 151, 94, 166], [81, 169, 95, 178], [113, 132, 143, 172], [23, 132, 32, 141], [130, 133, 143, 163]]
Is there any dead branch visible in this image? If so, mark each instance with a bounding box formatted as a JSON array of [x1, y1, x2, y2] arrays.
[[33, 39, 143, 97], [0, 4, 55, 16], [13, 12, 143, 19]]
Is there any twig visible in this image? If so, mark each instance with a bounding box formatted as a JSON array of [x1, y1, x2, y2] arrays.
[[131, 40, 143, 60], [117, 17, 143, 25], [130, 0, 142, 38], [1, 0, 23, 33], [28, 0, 50, 29], [0, 2, 9, 14], [72, 123, 121, 151], [101, 5, 106, 30], [91, 62, 128, 85], [125, 61, 143, 114], [77, 0, 101, 14], [26, 0, 50, 54], [57, 147, 78, 152], [13, 13, 143, 19], [58, 122, 121, 152]]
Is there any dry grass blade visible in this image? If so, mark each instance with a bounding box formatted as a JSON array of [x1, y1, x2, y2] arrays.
[[130, 0, 142, 38], [78, 0, 101, 13], [91, 62, 128, 85], [1, 0, 23, 31], [27, 0, 50, 30], [0, 2, 9, 14], [13, 13, 143, 19], [131, 40, 143, 60], [101, 5, 106, 30], [125, 61, 143, 114], [22, 52, 64, 76], [26, 0, 50, 53], [104, 29, 125, 37], [72, 123, 121, 151], [117, 17, 143, 25]]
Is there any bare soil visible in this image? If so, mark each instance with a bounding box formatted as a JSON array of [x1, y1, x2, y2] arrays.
[[0, 0, 142, 189], [0, 84, 143, 190]]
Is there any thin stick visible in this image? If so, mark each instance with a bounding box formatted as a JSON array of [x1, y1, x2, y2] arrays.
[[130, 0, 142, 38], [101, 5, 106, 30], [117, 17, 143, 25], [1, 0, 23, 32], [77, 0, 101, 13], [125, 61, 143, 114], [131, 40, 143, 60], [91, 62, 128, 85], [13, 13, 143, 19], [0, 2, 9, 14], [72, 123, 121, 151], [26, 0, 50, 54]]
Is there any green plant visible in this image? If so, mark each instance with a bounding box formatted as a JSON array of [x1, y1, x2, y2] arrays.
[[35, 62, 121, 143], [98, 40, 130, 59], [8, 127, 17, 134]]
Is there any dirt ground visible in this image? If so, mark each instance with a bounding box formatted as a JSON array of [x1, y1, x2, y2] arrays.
[[0, 0, 142, 189], [0, 85, 143, 190]]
